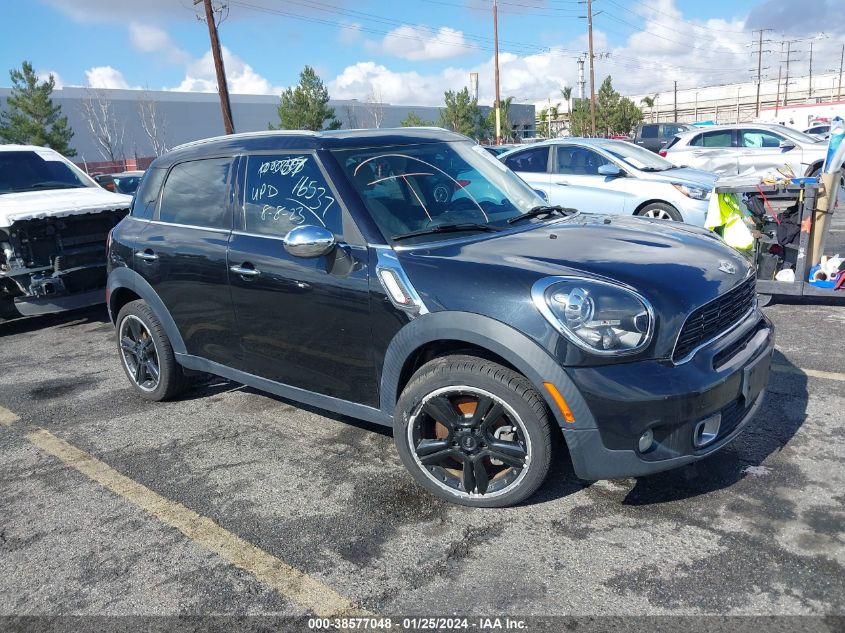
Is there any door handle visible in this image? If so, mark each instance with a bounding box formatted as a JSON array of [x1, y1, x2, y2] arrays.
[[553, 180, 570, 186], [230, 264, 261, 278], [135, 249, 158, 262]]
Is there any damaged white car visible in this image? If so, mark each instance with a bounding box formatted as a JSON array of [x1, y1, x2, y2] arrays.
[[0, 145, 131, 319]]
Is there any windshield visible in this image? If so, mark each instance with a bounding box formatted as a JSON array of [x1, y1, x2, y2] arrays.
[[775, 126, 826, 144], [0, 150, 92, 194], [600, 141, 676, 171], [332, 141, 546, 243], [113, 175, 142, 194]]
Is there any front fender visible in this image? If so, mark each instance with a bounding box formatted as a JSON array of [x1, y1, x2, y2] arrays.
[[379, 311, 596, 431]]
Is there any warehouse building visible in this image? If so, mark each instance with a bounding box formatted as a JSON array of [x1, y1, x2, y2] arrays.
[[0, 86, 536, 169]]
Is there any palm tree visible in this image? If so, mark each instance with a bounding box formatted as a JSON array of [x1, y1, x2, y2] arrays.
[[640, 94, 658, 123], [561, 86, 573, 112]]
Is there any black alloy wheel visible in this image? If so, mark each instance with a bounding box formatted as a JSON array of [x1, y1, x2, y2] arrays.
[[409, 386, 530, 498], [119, 314, 160, 392], [395, 355, 554, 507]]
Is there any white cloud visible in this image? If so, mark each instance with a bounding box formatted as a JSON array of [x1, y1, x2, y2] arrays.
[[85, 66, 131, 90], [36, 69, 64, 89], [128, 22, 190, 64], [381, 25, 474, 61], [172, 47, 283, 95]]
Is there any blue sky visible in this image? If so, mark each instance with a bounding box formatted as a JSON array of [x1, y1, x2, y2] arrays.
[[1, 0, 841, 105]]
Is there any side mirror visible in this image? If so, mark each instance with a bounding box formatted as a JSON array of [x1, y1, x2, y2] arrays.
[[598, 163, 623, 177], [283, 225, 335, 258], [779, 140, 796, 150], [533, 189, 548, 202]]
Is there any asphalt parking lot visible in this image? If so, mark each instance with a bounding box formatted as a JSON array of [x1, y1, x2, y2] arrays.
[[1, 299, 844, 626]]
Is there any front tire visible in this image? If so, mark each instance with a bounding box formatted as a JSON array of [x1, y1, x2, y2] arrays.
[[116, 300, 190, 401], [636, 202, 682, 221], [394, 355, 554, 508]]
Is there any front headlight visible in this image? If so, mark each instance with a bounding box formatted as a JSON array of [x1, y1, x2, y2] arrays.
[[672, 183, 711, 200], [532, 277, 654, 355]]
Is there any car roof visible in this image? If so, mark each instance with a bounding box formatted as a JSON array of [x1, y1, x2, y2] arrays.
[[0, 144, 63, 154], [158, 127, 470, 168], [499, 137, 633, 155], [674, 122, 794, 138]]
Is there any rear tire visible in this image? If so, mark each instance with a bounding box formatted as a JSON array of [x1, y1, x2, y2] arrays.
[[394, 355, 554, 508], [115, 300, 190, 401], [636, 202, 682, 222]]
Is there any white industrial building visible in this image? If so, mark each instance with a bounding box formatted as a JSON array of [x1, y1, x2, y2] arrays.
[[629, 72, 844, 128]]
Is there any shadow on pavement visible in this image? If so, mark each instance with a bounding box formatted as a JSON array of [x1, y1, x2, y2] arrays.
[[0, 305, 110, 336]]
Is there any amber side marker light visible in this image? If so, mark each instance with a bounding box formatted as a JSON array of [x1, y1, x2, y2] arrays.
[[543, 382, 576, 423]]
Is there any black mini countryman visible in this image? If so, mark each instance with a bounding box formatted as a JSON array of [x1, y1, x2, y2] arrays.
[[107, 128, 774, 507]]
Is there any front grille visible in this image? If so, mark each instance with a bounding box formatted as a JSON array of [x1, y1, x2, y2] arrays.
[[673, 275, 756, 362]]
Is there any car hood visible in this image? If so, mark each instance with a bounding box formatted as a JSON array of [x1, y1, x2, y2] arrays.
[[396, 214, 751, 360], [635, 166, 718, 187], [0, 187, 132, 227]]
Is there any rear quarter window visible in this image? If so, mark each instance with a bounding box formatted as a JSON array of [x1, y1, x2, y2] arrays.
[[131, 168, 166, 220], [502, 147, 549, 173]]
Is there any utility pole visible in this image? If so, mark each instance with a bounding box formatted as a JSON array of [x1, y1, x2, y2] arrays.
[[493, 0, 502, 144], [809, 41, 814, 97], [195, 0, 234, 135], [838, 44, 844, 102], [752, 29, 772, 117], [782, 39, 801, 106], [673, 81, 677, 121], [585, 0, 597, 135], [775, 64, 782, 115]]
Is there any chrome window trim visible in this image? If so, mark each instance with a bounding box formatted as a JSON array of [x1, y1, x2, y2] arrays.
[[147, 220, 231, 235], [530, 275, 656, 357], [671, 270, 757, 365]]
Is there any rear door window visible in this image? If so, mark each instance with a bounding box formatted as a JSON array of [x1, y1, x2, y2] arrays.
[[640, 125, 659, 139], [243, 154, 343, 236], [502, 146, 550, 173], [158, 158, 232, 229], [690, 131, 733, 148]]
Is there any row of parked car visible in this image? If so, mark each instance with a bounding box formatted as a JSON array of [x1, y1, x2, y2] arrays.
[[490, 121, 837, 227]]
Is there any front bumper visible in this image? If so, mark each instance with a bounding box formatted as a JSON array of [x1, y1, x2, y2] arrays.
[[561, 311, 774, 480]]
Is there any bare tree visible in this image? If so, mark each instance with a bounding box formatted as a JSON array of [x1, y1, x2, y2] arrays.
[[137, 93, 169, 156], [343, 101, 361, 129], [365, 84, 386, 129], [79, 89, 125, 162]]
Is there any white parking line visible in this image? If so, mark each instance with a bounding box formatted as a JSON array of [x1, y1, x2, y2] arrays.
[[25, 428, 370, 618], [772, 364, 845, 382], [0, 406, 20, 426]]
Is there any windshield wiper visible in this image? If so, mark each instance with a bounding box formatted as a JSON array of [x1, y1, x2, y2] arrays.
[[392, 223, 502, 242], [507, 205, 577, 225]]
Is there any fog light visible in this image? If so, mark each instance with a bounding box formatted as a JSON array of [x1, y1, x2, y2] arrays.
[[693, 413, 721, 448], [638, 429, 654, 453]]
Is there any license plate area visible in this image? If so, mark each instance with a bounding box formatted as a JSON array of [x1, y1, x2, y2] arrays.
[[742, 350, 771, 406]]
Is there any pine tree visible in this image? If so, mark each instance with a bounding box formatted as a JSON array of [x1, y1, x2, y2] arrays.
[[400, 112, 433, 127], [271, 66, 341, 131], [0, 61, 75, 156], [438, 88, 485, 139]]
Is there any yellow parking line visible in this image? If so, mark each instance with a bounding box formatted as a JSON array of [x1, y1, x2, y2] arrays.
[[772, 364, 845, 382], [25, 428, 369, 618], [0, 406, 20, 426]]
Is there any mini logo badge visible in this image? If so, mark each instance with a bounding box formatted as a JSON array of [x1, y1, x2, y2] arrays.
[[718, 260, 737, 274]]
